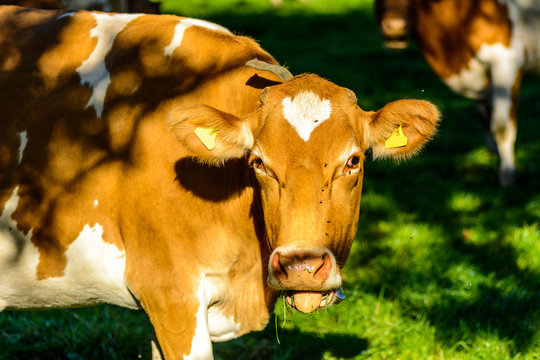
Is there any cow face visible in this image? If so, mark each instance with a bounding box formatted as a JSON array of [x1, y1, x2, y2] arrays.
[[375, 0, 414, 49], [169, 74, 439, 313]]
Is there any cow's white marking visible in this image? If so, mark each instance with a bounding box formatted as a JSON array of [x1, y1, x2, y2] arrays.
[[0, 188, 136, 310], [77, 13, 142, 118], [184, 276, 241, 359], [476, 43, 523, 125], [151, 340, 163, 360], [164, 18, 230, 57], [185, 277, 213, 360], [443, 57, 489, 99], [282, 91, 332, 141], [17, 131, 28, 165], [205, 278, 241, 342], [93, 199, 99, 207]]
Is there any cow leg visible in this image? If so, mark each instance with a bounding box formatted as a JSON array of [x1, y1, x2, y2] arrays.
[[488, 51, 522, 186], [475, 98, 498, 154], [136, 287, 213, 360], [126, 270, 214, 360]]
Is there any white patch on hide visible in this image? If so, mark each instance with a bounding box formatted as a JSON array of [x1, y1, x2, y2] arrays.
[[17, 131, 28, 165], [282, 91, 332, 141], [184, 276, 241, 359], [0, 188, 136, 310], [443, 57, 489, 99], [77, 13, 142, 118], [164, 18, 230, 57], [185, 278, 213, 360], [205, 278, 241, 342]]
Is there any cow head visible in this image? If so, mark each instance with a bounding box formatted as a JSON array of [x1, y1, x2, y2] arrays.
[[375, 0, 414, 50], [168, 67, 439, 313]]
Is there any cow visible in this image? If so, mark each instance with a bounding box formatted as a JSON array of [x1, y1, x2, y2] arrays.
[[375, 0, 540, 185], [0, 6, 440, 359], [0, 0, 160, 13]]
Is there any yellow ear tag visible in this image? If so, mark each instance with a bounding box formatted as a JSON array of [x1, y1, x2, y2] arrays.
[[194, 127, 217, 150], [384, 124, 408, 149]]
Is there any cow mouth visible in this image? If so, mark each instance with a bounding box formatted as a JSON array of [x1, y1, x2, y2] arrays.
[[284, 288, 345, 313], [383, 37, 409, 50]]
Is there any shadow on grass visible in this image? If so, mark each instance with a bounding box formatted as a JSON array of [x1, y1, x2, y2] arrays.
[[354, 141, 540, 353], [214, 319, 368, 360]]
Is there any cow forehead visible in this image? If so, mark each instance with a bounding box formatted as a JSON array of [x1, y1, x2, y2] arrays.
[[255, 84, 361, 168], [281, 90, 332, 142]]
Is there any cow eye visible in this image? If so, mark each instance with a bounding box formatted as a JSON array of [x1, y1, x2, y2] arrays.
[[249, 156, 266, 173], [344, 155, 361, 175]]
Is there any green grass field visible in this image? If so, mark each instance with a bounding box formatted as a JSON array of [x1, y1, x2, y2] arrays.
[[2, 0, 540, 359]]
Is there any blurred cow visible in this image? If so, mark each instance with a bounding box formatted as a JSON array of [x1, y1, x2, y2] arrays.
[[375, 0, 540, 185]]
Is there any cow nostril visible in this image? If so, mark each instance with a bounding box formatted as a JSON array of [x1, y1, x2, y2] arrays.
[[313, 253, 333, 281], [271, 252, 288, 279]]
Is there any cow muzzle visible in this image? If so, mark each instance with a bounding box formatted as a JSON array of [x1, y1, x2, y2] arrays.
[[381, 17, 409, 49], [268, 247, 344, 313]]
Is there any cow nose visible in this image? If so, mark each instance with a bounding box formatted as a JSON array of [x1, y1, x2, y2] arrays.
[[382, 17, 407, 36], [270, 251, 333, 289]]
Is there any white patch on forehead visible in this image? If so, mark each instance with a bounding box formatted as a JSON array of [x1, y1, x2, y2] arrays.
[[17, 131, 28, 165], [163, 18, 230, 57], [282, 91, 332, 141], [77, 13, 142, 118], [93, 199, 99, 207]]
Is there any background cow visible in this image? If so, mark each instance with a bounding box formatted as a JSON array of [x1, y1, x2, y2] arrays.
[[375, 0, 540, 185], [0, 6, 439, 359]]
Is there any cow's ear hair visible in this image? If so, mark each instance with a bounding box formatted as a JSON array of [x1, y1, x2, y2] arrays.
[[168, 105, 255, 165], [365, 99, 440, 160]]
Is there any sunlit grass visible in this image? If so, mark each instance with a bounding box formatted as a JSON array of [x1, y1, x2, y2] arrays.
[[160, 0, 374, 17]]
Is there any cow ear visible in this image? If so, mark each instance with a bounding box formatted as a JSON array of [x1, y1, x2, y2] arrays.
[[365, 100, 440, 160], [168, 105, 255, 165]]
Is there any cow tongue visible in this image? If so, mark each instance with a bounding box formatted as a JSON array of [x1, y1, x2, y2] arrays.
[[287, 291, 324, 313]]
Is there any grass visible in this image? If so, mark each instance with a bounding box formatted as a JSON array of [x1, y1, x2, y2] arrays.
[[2, 0, 540, 359]]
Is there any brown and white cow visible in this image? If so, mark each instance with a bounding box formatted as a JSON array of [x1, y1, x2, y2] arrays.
[[0, 0, 160, 13], [375, 0, 540, 185], [0, 6, 440, 359]]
